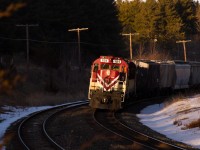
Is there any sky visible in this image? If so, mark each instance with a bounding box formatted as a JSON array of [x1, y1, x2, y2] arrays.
[[137, 94, 200, 149]]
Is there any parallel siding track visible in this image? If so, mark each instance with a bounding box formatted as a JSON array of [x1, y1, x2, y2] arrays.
[[94, 107, 187, 150]]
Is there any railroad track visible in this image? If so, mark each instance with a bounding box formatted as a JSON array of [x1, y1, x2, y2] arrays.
[[94, 107, 187, 150], [18, 101, 88, 150]]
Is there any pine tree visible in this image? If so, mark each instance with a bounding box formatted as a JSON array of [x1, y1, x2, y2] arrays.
[[134, 0, 157, 40], [197, 3, 200, 32], [154, 0, 183, 42], [117, 0, 141, 33], [175, 0, 198, 34]]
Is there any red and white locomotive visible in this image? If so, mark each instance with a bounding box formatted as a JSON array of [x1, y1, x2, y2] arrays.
[[88, 56, 200, 110], [88, 56, 136, 110]]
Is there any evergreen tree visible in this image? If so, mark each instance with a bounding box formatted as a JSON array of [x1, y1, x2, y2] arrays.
[[134, 0, 158, 54], [134, 0, 157, 40], [175, 0, 197, 34], [117, 0, 141, 33], [197, 3, 200, 32], [154, 0, 183, 43]]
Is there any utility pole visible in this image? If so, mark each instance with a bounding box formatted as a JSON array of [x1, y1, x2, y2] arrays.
[[122, 33, 139, 60], [16, 24, 39, 68], [176, 40, 191, 62], [68, 28, 88, 68]]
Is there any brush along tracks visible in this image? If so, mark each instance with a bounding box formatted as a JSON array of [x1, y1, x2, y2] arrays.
[[94, 107, 187, 150], [18, 101, 88, 150]]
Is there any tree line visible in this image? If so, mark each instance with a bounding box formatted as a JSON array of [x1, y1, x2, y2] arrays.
[[117, 0, 200, 60]]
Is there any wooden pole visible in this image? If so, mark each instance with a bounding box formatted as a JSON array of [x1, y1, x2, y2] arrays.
[[16, 24, 39, 70], [176, 40, 191, 62], [122, 33, 139, 60], [68, 28, 88, 67]]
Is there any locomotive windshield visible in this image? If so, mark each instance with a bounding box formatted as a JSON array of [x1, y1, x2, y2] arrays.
[[111, 65, 120, 71], [101, 64, 109, 69], [100, 64, 120, 71]]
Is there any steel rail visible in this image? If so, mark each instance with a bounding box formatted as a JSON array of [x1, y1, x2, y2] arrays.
[[43, 101, 89, 150], [93, 109, 156, 150], [114, 112, 187, 150], [18, 101, 88, 150], [122, 97, 188, 150]]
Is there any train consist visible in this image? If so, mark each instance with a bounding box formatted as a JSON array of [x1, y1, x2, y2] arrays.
[[88, 56, 200, 110]]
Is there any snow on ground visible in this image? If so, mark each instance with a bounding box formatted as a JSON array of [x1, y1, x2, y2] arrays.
[[0, 105, 52, 146], [137, 94, 200, 149], [0, 101, 84, 149], [0, 102, 80, 149], [1, 97, 200, 149]]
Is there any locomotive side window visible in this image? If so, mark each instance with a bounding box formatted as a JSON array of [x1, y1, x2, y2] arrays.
[[121, 66, 126, 73], [119, 66, 126, 81], [93, 64, 99, 72], [101, 64, 110, 69], [111, 65, 119, 71]]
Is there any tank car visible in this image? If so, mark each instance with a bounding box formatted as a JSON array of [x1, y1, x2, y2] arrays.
[[88, 56, 136, 110]]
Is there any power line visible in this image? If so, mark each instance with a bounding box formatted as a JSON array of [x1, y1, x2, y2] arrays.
[[0, 35, 121, 47]]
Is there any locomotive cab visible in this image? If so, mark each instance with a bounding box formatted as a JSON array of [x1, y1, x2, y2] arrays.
[[88, 56, 129, 110]]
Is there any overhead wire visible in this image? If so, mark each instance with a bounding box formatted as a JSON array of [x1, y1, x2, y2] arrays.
[[0, 35, 121, 47]]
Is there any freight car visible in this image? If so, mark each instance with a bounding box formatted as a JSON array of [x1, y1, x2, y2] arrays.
[[88, 56, 200, 110]]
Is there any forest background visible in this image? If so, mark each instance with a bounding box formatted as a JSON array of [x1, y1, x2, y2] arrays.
[[0, 0, 200, 106]]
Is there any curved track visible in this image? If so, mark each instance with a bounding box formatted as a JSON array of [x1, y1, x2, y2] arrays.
[[94, 108, 187, 150], [18, 101, 88, 150]]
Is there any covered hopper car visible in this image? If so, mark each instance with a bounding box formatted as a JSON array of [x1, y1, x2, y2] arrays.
[[88, 56, 200, 110]]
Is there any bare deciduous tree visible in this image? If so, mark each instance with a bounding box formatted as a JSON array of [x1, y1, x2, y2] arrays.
[[0, 2, 26, 18]]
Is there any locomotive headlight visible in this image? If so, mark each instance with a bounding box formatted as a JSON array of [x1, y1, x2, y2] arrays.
[[121, 92, 124, 97], [102, 97, 108, 104]]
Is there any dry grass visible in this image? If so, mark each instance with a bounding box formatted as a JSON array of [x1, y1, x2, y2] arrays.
[[167, 93, 200, 130], [185, 119, 200, 129], [135, 49, 172, 60], [173, 120, 182, 126], [163, 93, 186, 108]]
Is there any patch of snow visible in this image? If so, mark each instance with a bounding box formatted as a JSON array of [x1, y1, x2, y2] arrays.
[[137, 95, 200, 149], [0, 106, 51, 143], [0, 102, 82, 148]]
